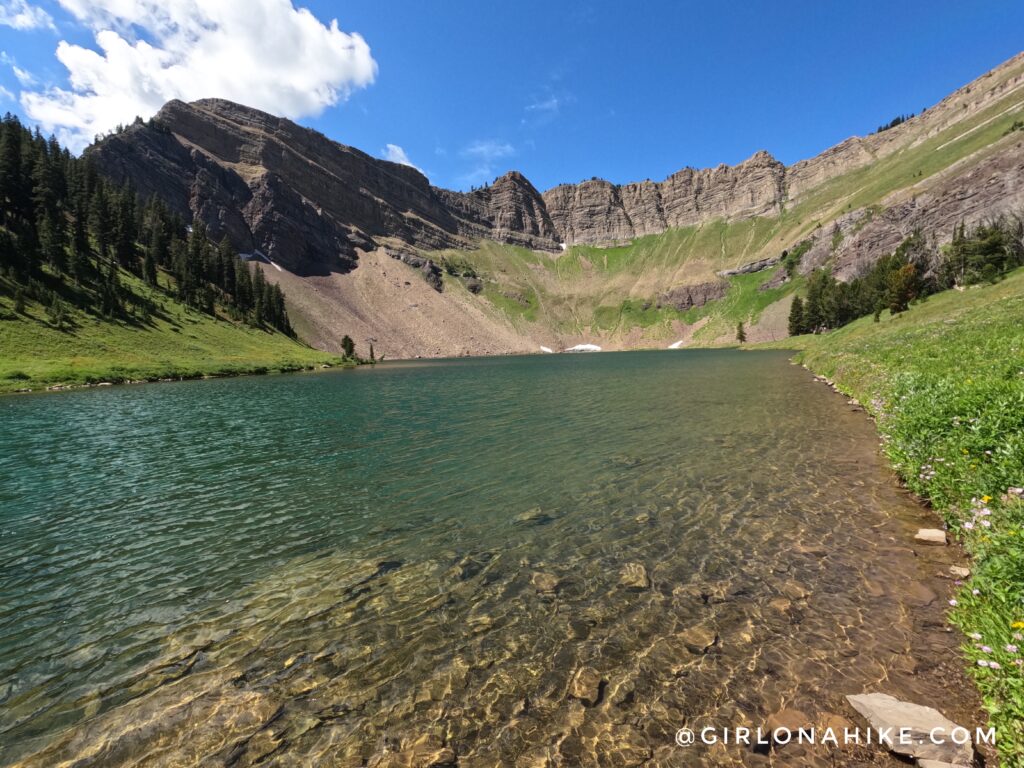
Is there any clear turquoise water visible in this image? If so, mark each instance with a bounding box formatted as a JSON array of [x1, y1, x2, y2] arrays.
[[0, 350, 969, 766]]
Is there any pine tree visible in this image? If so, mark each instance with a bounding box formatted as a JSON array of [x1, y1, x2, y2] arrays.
[[89, 184, 111, 260], [143, 247, 157, 285], [341, 335, 355, 358], [37, 211, 66, 272], [736, 321, 746, 343], [0, 117, 24, 216], [369, 343, 375, 362], [787, 296, 805, 336]]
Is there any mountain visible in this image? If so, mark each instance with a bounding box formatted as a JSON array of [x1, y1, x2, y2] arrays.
[[86, 52, 1024, 357]]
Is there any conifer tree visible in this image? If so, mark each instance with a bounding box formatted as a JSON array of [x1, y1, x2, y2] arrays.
[[787, 295, 805, 336], [341, 335, 355, 358]]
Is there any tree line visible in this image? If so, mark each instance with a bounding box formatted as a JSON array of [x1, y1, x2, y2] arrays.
[[0, 113, 293, 335], [788, 216, 1024, 336]]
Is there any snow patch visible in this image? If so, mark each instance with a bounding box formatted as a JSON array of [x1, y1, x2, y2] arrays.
[[564, 344, 602, 353], [540, 346, 554, 354], [668, 340, 684, 349]]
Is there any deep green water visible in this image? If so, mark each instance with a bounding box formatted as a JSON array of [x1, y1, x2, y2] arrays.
[[0, 350, 969, 766]]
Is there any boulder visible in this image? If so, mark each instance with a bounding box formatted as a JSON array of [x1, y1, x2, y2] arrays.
[[845, 693, 974, 765]]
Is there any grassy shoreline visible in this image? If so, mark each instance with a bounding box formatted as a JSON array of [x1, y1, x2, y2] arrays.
[[763, 269, 1024, 764]]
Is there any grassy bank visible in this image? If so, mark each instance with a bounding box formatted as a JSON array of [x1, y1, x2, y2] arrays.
[[769, 269, 1024, 763], [0, 270, 343, 395]]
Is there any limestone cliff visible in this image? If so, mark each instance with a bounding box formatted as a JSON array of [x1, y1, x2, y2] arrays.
[[544, 151, 787, 245]]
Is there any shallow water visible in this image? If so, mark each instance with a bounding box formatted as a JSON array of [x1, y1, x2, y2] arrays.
[[0, 350, 976, 766]]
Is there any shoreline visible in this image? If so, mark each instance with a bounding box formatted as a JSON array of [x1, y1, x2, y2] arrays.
[[781, 273, 1024, 764], [0, 359, 355, 398]]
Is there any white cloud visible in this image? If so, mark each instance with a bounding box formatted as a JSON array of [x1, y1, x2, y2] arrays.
[[381, 143, 423, 174], [12, 65, 34, 85], [20, 0, 378, 151], [463, 139, 514, 161], [0, 0, 55, 31], [0, 84, 13, 101], [458, 139, 514, 188], [526, 96, 559, 114]]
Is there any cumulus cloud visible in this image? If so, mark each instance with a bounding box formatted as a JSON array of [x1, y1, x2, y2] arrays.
[[0, 0, 55, 31], [381, 143, 423, 174], [458, 139, 514, 187], [20, 0, 377, 151]]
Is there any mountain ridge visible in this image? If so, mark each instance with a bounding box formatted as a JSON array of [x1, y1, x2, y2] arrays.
[[84, 52, 1024, 357]]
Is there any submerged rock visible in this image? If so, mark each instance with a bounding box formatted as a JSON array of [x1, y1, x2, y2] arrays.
[[764, 709, 812, 750], [845, 693, 974, 765], [618, 562, 651, 590], [530, 572, 560, 595], [514, 507, 555, 526], [567, 666, 604, 706], [677, 624, 718, 654]]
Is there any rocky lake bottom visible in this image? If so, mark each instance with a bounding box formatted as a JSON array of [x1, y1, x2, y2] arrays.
[[0, 350, 982, 766]]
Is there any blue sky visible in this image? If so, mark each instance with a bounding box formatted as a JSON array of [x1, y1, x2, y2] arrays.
[[2, 1, 1023, 191]]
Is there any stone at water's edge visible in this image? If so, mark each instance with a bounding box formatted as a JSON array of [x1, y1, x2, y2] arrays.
[[915, 528, 947, 546], [845, 693, 974, 766]]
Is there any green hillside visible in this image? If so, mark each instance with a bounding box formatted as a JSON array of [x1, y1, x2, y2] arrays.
[[0, 267, 339, 394]]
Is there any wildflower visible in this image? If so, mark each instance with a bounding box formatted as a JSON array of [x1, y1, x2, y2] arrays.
[[980, 645, 993, 653], [969, 632, 983, 640], [1006, 644, 1019, 653], [989, 662, 1001, 669], [949, 599, 958, 606], [1011, 621, 1024, 630], [977, 659, 989, 667], [982, 495, 992, 502], [972, 589, 981, 596], [963, 522, 975, 530], [1013, 632, 1024, 641], [980, 508, 992, 516], [981, 520, 992, 528]]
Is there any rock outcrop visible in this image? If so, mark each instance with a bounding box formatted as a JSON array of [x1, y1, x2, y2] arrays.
[[543, 150, 786, 246], [657, 281, 729, 311], [798, 136, 1024, 279], [88, 99, 564, 276]]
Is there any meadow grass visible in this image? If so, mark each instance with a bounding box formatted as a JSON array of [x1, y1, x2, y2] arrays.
[[0, 270, 341, 394], [773, 269, 1024, 762]]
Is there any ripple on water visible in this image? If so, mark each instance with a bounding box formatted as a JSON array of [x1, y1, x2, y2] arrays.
[[0, 351, 978, 766]]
